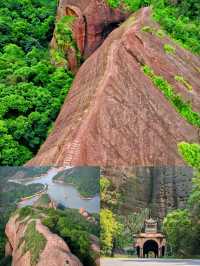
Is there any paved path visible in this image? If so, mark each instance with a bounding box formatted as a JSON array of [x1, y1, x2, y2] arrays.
[[101, 258, 200, 266]]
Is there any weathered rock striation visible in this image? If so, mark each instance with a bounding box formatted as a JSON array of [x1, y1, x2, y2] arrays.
[[51, 0, 129, 71], [101, 166, 193, 220], [28, 7, 200, 167], [5, 214, 82, 266]]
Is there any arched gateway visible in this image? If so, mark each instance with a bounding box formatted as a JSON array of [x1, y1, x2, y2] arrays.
[[135, 218, 166, 258]]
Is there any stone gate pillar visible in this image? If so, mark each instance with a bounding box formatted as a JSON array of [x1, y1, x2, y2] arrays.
[[140, 247, 143, 258], [158, 247, 162, 258]]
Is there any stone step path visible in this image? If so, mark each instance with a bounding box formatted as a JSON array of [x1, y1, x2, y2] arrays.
[[63, 139, 81, 165]]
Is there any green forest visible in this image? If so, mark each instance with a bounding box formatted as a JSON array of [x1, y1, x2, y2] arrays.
[[162, 143, 200, 258], [100, 143, 200, 258], [100, 175, 150, 256], [42, 207, 99, 265], [0, 0, 199, 166], [0, 0, 73, 166], [15, 206, 99, 266], [107, 0, 200, 54], [53, 166, 100, 197], [0, 167, 45, 265]]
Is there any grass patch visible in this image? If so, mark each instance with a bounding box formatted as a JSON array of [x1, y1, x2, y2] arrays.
[[141, 25, 166, 39], [178, 142, 200, 169], [16, 207, 43, 221], [107, 1, 200, 55], [18, 207, 35, 220], [42, 208, 99, 266], [142, 65, 200, 127], [22, 221, 46, 266], [152, 2, 200, 55], [155, 29, 165, 38], [141, 26, 153, 32], [175, 75, 193, 91], [36, 194, 50, 205], [106, 0, 121, 9], [164, 43, 176, 54]]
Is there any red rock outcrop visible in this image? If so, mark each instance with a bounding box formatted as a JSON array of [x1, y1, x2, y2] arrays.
[[51, 0, 129, 71], [28, 7, 200, 167], [5, 214, 82, 266]]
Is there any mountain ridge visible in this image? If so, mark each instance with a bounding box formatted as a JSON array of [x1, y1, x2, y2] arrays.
[[28, 6, 200, 167]]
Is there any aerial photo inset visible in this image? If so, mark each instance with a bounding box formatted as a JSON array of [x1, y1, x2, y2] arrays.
[[0, 166, 100, 266]]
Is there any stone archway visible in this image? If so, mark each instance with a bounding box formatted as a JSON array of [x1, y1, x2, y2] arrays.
[[143, 240, 159, 258]]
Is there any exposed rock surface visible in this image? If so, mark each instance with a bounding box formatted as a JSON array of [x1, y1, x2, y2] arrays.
[[51, 0, 129, 71], [5, 214, 82, 266], [36, 219, 82, 266], [28, 7, 200, 167], [101, 166, 193, 220], [33, 194, 58, 209]]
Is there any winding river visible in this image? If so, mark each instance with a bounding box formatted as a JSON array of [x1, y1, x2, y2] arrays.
[[17, 167, 100, 213]]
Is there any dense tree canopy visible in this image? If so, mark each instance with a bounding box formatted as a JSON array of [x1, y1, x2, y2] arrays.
[[100, 209, 121, 256], [0, 0, 74, 165], [163, 142, 200, 257], [42, 208, 99, 266]]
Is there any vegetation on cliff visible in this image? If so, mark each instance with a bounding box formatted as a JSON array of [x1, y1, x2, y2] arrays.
[[178, 142, 200, 169], [0, 0, 74, 166], [163, 143, 200, 257], [34, 193, 51, 208], [107, 0, 200, 54], [143, 65, 200, 128], [52, 15, 82, 67], [4, 205, 99, 266], [22, 221, 47, 266], [42, 207, 99, 266], [100, 176, 149, 256], [0, 167, 44, 264]]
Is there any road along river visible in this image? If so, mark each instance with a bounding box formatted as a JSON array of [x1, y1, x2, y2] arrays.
[[16, 167, 100, 213]]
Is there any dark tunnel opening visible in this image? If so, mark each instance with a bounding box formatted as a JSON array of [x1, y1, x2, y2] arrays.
[[101, 22, 119, 39]]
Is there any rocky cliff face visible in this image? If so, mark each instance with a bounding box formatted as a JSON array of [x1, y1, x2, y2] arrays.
[[101, 166, 193, 220], [28, 7, 200, 167], [5, 214, 82, 266], [51, 0, 129, 71]]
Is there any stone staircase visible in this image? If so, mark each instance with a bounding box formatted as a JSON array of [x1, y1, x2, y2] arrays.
[[62, 139, 81, 165]]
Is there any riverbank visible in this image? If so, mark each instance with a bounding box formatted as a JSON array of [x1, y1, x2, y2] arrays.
[[53, 179, 95, 200], [13, 168, 100, 213], [8, 167, 62, 184], [20, 184, 48, 201]]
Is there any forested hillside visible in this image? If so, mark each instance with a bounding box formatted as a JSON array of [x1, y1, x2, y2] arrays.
[[53, 166, 100, 197], [0, 167, 44, 265], [0, 0, 73, 166]]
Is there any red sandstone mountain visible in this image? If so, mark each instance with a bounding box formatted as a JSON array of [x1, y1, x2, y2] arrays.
[[51, 0, 129, 71], [5, 214, 82, 266], [5, 212, 100, 266], [28, 7, 200, 167]]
